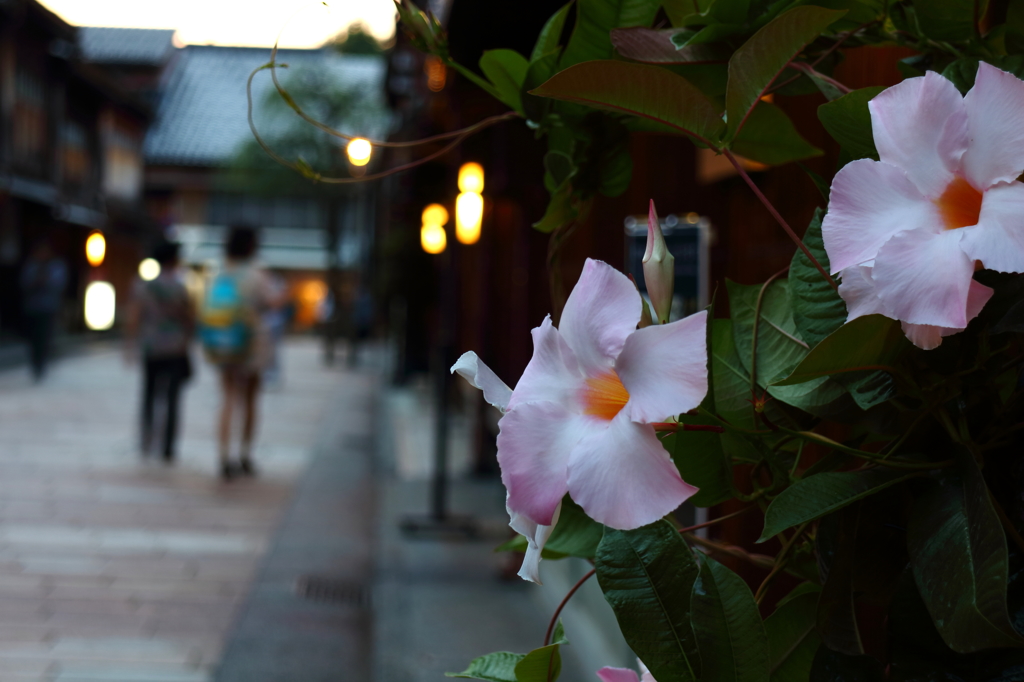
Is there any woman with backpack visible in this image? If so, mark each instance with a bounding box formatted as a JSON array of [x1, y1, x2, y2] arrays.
[[200, 226, 284, 480]]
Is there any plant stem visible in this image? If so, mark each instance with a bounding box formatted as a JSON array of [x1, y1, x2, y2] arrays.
[[781, 428, 953, 470], [723, 150, 838, 293], [788, 61, 852, 95], [543, 567, 595, 646], [754, 522, 808, 603], [682, 533, 776, 570], [678, 506, 755, 535]]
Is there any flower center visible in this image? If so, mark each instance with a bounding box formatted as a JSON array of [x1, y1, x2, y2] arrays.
[[580, 370, 630, 421], [935, 176, 983, 230]]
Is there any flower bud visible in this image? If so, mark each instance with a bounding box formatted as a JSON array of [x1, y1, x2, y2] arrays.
[[642, 199, 674, 324]]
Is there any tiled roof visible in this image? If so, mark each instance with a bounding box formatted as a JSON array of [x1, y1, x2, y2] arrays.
[[144, 46, 386, 167], [78, 27, 176, 66]]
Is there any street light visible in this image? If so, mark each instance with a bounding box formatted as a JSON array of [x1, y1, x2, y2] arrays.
[[457, 162, 484, 193], [84, 281, 115, 330], [85, 232, 106, 267], [421, 203, 448, 254], [138, 258, 161, 281], [346, 138, 372, 167], [455, 191, 483, 245]]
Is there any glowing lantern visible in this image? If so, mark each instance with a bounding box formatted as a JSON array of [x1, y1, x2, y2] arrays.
[[458, 162, 484, 194], [85, 232, 106, 267], [138, 258, 161, 281], [84, 281, 115, 330], [422, 203, 449, 227], [346, 138, 371, 167], [421, 223, 447, 254], [455, 191, 483, 244]]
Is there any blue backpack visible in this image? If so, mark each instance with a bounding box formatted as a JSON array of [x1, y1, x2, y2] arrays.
[[200, 272, 252, 363]]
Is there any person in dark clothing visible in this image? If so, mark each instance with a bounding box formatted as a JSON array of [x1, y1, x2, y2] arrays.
[[19, 241, 68, 381], [125, 242, 195, 461]]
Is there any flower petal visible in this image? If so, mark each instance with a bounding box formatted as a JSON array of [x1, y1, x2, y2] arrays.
[[900, 278, 994, 350], [508, 497, 561, 584], [962, 181, 1024, 273], [508, 316, 582, 411], [823, 159, 941, 273], [597, 668, 641, 682], [873, 228, 974, 328], [869, 70, 967, 197], [567, 412, 696, 530], [451, 351, 513, 412], [497, 402, 590, 526], [560, 259, 642, 376], [960, 62, 1024, 190], [838, 264, 889, 321], [617, 310, 708, 423]]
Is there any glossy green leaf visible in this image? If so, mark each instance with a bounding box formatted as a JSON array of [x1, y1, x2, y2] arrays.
[[447, 652, 524, 681], [596, 520, 702, 682], [522, 51, 561, 122], [532, 60, 726, 144], [495, 496, 604, 560], [533, 182, 576, 233], [765, 586, 821, 682], [913, 0, 984, 42], [560, 0, 662, 68], [531, 2, 573, 62], [772, 314, 907, 386], [759, 468, 917, 542], [610, 27, 729, 63], [513, 636, 567, 682], [479, 50, 530, 114], [725, 6, 846, 140], [691, 554, 771, 682], [817, 86, 885, 161], [907, 450, 1024, 653], [670, 414, 733, 507], [728, 279, 808, 387], [788, 209, 844, 349], [711, 318, 756, 427], [730, 102, 822, 166]]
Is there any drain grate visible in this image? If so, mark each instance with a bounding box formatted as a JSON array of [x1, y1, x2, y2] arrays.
[[296, 576, 369, 607]]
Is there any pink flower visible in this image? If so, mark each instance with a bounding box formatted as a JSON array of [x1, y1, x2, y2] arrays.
[[452, 259, 707, 582], [597, 660, 656, 682], [822, 63, 1024, 345]]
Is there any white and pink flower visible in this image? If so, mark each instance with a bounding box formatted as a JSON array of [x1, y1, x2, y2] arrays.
[[452, 258, 707, 582], [823, 62, 1024, 348]]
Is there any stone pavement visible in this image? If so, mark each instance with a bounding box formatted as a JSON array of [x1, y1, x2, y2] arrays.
[[0, 339, 339, 681]]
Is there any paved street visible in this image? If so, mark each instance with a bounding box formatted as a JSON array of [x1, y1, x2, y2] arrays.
[[0, 339, 343, 681]]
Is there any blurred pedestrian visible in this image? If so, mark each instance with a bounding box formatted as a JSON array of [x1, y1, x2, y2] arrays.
[[19, 240, 67, 381], [125, 242, 194, 461], [200, 226, 282, 480]]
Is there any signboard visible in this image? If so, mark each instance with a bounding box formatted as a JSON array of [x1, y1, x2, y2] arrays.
[[624, 213, 711, 320]]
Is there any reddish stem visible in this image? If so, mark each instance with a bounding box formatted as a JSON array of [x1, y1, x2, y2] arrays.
[[677, 505, 754, 534], [723, 149, 839, 293], [652, 422, 725, 434], [544, 567, 596, 647]]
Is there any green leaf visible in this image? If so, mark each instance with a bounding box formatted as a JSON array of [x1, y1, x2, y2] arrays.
[[522, 51, 561, 122], [759, 468, 918, 542], [495, 496, 605, 560], [514, 642, 564, 682], [610, 27, 729, 63], [941, 56, 1024, 95], [711, 318, 757, 427], [599, 142, 633, 197], [448, 652, 525, 681], [724, 6, 846, 141], [808, 647, 883, 682], [913, 0, 984, 42], [691, 554, 771, 682], [730, 102, 822, 166], [817, 86, 885, 161], [533, 182, 577, 233], [479, 50, 529, 114], [907, 450, 1024, 653], [596, 520, 702, 682], [728, 279, 809, 387], [788, 209, 844, 348], [670, 414, 733, 507], [532, 60, 726, 145], [561, 0, 662, 68], [531, 2, 573, 62], [765, 585, 821, 682], [772, 314, 907, 386], [663, 0, 714, 26]]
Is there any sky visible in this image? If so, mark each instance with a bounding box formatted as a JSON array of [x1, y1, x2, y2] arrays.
[[37, 0, 397, 48]]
